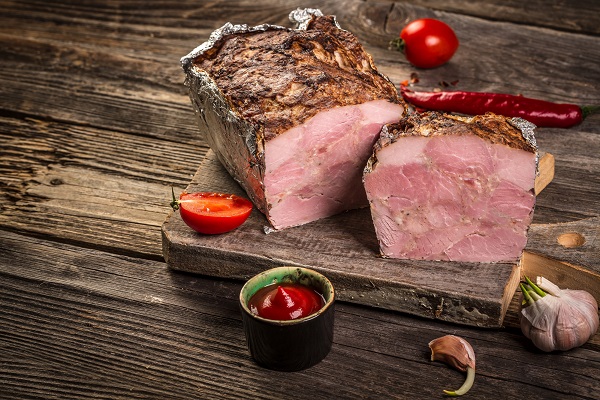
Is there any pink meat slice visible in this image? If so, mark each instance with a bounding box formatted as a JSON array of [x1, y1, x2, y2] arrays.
[[264, 100, 403, 229], [364, 114, 537, 263]]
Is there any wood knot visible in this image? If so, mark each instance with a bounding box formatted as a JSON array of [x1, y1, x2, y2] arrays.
[[557, 232, 585, 248]]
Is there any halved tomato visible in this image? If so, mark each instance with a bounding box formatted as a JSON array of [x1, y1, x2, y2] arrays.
[[172, 191, 253, 234]]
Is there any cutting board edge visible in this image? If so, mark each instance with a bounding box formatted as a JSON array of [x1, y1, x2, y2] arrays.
[[162, 215, 510, 328], [159, 149, 563, 329]]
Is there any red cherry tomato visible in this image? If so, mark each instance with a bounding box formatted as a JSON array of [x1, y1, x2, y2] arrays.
[[176, 191, 253, 234], [398, 18, 459, 69]]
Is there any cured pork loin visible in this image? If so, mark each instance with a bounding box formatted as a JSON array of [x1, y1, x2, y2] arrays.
[[363, 112, 538, 263], [181, 9, 404, 230]]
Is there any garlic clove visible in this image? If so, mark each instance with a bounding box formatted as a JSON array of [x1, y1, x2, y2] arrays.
[[429, 335, 476, 396], [520, 316, 557, 352], [554, 292, 599, 351], [521, 293, 559, 332]]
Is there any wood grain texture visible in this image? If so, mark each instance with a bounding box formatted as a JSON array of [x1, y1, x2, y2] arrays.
[[535, 152, 555, 196], [374, 0, 600, 35], [527, 217, 600, 277], [323, 1, 600, 112], [2, 0, 598, 253], [162, 151, 559, 328], [1, 0, 600, 398], [0, 116, 204, 259], [2, 230, 600, 400]]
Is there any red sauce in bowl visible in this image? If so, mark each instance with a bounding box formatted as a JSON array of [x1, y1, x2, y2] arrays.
[[248, 283, 325, 320]]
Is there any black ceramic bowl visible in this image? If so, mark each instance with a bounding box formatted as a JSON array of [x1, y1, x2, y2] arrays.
[[239, 266, 335, 372]]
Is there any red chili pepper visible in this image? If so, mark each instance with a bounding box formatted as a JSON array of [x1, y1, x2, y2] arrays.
[[400, 87, 599, 128]]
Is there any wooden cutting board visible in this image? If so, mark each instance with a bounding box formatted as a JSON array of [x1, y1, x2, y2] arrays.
[[161, 150, 596, 328]]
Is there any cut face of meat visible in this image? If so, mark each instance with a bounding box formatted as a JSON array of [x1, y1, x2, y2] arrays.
[[182, 10, 405, 229], [264, 100, 402, 229], [364, 112, 538, 263]]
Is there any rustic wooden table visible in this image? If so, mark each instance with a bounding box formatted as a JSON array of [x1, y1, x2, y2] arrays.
[[1, 1, 599, 399]]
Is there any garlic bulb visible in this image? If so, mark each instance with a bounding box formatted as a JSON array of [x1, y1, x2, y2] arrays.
[[520, 276, 599, 352], [429, 335, 476, 396]]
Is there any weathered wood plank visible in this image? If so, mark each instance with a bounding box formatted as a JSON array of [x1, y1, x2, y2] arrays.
[[373, 0, 600, 35], [2, 0, 599, 249], [533, 130, 600, 222], [2, 230, 599, 399], [535, 152, 555, 195], [2, 0, 599, 131], [0, 36, 198, 144], [1, 0, 599, 398], [3, 0, 599, 38], [5, 0, 593, 324], [0, 116, 205, 187], [0, 116, 205, 258], [161, 151, 558, 327], [1, 164, 169, 258], [333, 1, 600, 111]]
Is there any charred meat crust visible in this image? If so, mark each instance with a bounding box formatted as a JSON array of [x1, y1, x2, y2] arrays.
[[191, 15, 401, 142], [365, 112, 537, 175], [377, 112, 537, 152]]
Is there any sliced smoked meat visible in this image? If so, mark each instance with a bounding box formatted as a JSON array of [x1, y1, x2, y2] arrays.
[[363, 112, 538, 263], [182, 10, 404, 229]]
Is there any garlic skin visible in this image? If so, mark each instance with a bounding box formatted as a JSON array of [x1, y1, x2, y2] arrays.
[[520, 276, 599, 352], [429, 335, 476, 371], [429, 335, 476, 396]]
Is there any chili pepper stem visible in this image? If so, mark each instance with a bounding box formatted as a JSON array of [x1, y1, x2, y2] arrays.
[[581, 105, 600, 119], [443, 367, 475, 397], [388, 37, 405, 52], [170, 187, 180, 211]]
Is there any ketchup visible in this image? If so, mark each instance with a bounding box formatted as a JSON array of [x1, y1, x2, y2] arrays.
[[248, 283, 325, 320]]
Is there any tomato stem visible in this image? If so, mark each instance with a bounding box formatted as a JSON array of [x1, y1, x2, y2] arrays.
[[170, 187, 180, 211], [388, 37, 405, 52]]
